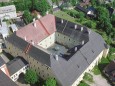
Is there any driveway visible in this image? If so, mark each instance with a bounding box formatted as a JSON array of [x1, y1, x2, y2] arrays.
[[90, 73, 111, 86]]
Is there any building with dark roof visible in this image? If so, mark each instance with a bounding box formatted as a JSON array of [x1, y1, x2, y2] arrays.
[[103, 60, 115, 85], [7, 57, 29, 81], [5, 14, 109, 86], [0, 70, 17, 86]]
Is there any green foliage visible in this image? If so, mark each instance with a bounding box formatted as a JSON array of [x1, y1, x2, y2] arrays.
[[78, 81, 89, 86], [83, 20, 96, 29], [24, 69, 38, 84], [44, 78, 56, 86], [111, 14, 115, 27], [90, 0, 97, 7], [23, 10, 33, 24], [83, 73, 93, 83], [36, 0, 50, 15], [70, 0, 78, 6], [96, 6, 113, 34], [92, 65, 101, 75]]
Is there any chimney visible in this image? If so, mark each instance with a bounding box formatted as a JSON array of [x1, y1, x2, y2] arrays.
[[61, 19, 63, 24], [74, 47, 77, 52], [24, 36, 26, 41], [82, 40, 84, 45], [32, 41, 34, 45], [55, 55, 58, 61], [46, 11, 49, 14], [74, 25, 77, 29], [88, 29, 91, 34], [37, 15, 41, 19], [81, 27, 83, 31], [33, 18, 36, 28]]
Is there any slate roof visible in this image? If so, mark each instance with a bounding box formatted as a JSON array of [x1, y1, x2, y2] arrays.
[[6, 14, 107, 86], [0, 70, 17, 86], [6, 57, 28, 75], [0, 56, 5, 67], [6, 33, 51, 66]]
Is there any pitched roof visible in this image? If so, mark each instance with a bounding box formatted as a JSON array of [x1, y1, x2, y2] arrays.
[[0, 70, 17, 86], [6, 33, 51, 66], [0, 57, 5, 67], [16, 14, 56, 45], [6, 57, 28, 75], [6, 14, 107, 86], [50, 17, 106, 86]]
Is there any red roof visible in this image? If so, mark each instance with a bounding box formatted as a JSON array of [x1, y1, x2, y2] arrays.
[[16, 14, 56, 45]]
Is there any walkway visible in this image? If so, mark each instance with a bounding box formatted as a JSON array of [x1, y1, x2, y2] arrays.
[[90, 73, 111, 86]]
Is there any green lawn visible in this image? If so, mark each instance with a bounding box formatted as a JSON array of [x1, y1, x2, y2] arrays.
[[92, 57, 110, 75], [54, 11, 77, 23]]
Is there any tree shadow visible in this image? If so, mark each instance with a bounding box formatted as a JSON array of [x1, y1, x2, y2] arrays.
[[17, 73, 26, 84]]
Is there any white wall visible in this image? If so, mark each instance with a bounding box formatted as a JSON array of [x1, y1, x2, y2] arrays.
[[38, 32, 78, 49], [38, 33, 55, 49], [55, 32, 78, 48], [10, 65, 28, 82], [0, 11, 17, 19]]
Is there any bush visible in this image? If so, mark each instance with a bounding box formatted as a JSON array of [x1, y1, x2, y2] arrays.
[[83, 20, 96, 29], [83, 73, 94, 82], [24, 69, 38, 84], [92, 65, 101, 75], [43, 78, 56, 86]]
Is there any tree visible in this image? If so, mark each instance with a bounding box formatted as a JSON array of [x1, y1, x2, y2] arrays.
[[23, 10, 33, 24], [70, 0, 78, 6], [36, 0, 50, 15], [43, 78, 56, 86], [96, 6, 112, 34], [24, 69, 38, 84], [111, 14, 115, 27]]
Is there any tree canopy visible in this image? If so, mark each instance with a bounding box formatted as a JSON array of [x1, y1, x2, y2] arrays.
[[43, 78, 56, 86], [24, 69, 38, 84]]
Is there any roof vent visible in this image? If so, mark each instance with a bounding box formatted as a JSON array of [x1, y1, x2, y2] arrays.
[[74, 47, 77, 52], [61, 19, 63, 24], [81, 27, 83, 31], [55, 55, 58, 61], [74, 25, 77, 29], [82, 40, 84, 45]]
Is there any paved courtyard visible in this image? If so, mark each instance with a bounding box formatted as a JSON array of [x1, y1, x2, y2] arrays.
[[90, 73, 111, 86]]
